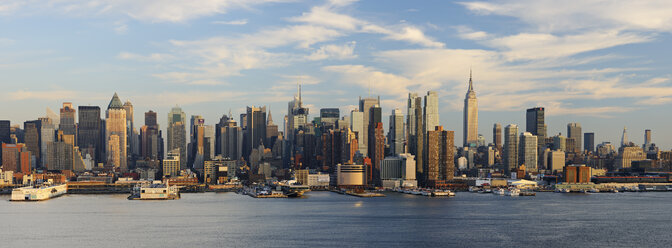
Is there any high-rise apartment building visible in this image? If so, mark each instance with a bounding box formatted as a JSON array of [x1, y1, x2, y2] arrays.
[[425, 126, 454, 183], [2, 143, 30, 173], [105, 93, 127, 172], [463, 72, 478, 147], [503, 124, 518, 172]]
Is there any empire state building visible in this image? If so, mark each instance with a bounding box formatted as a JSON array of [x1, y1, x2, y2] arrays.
[[463, 70, 478, 147]]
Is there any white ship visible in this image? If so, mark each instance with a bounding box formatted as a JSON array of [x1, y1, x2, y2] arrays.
[[10, 183, 67, 201], [504, 188, 520, 196], [128, 182, 180, 200]]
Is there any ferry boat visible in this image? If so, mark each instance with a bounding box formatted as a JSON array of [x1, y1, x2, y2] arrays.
[[128, 182, 180, 200], [10, 183, 67, 201]]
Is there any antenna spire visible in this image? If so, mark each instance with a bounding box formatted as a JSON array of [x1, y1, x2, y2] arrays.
[[468, 68, 474, 91]]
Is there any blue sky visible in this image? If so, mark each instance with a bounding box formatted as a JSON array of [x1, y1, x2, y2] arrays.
[[1, 0, 671, 149]]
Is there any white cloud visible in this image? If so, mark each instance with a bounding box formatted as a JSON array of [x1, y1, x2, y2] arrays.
[[290, 2, 444, 48], [0, 0, 291, 23], [480, 30, 651, 61], [212, 19, 248, 25], [322, 64, 414, 97], [460, 0, 672, 33], [307, 41, 356, 60]]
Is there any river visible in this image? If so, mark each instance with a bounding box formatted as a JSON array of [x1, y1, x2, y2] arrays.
[[1, 191, 671, 247]]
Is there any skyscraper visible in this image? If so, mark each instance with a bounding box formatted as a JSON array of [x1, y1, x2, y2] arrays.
[[519, 132, 538, 170], [59, 102, 77, 138], [389, 108, 404, 156], [266, 109, 279, 147], [78, 106, 102, 163], [407, 93, 419, 153], [105, 93, 128, 172], [140, 110, 160, 160], [286, 84, 308, 143], [414, 97, 424, 184], [221, 115, 243, 160], [245, 106, 267, 159], [493, 123, 502, 149], [526, 107, 545, 169], [24, 120, 40, 166], [425, 126, 454, 184], [644, 129, 652, 147], [0, 120, 11, 145], [359, 96, 380, 156], [319, 108, 339, 130], [2, 143, 30, 173], [350, 110, 366, 155], [567, 123, 582, 153], [423, 91, 439, 136], [167, 106, 187, 169], [39, 117, 55, 168], [504, 124, 518, 172], [463, 71, 478, 147], [621, 127, 628, 147], [123, 100, 138, 160], [584, 132, 595, 153], [368, 111, 384, 185]]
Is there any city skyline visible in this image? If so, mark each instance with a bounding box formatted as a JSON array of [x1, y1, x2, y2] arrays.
[[1, 0, 672, 148]]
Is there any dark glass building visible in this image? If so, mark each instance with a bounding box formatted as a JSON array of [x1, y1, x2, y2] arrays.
[[78, 106, 102, 163]]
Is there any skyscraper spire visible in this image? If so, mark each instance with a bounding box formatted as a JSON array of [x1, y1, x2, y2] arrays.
[[267, 107, 274, 125], [621, 126, 628, 147], [299, 84, 302, 106], [468, 68, 474, 92], [228, 109, 232, 121]]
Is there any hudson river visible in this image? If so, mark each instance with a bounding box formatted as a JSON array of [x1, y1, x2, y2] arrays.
[[2, 191, 671, 247]]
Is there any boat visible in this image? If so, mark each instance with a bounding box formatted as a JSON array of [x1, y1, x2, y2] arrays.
[[555, 188, 571, 193], [504, 188, 520, 196], [421, 191, 431, 196], [276, 180, 311, 197], [493, 188, 505, 195], [10, 183, 67, 201], [589, 188, 600, 193], [128, 182, 180, 200], [519, 191, 536, 196]]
